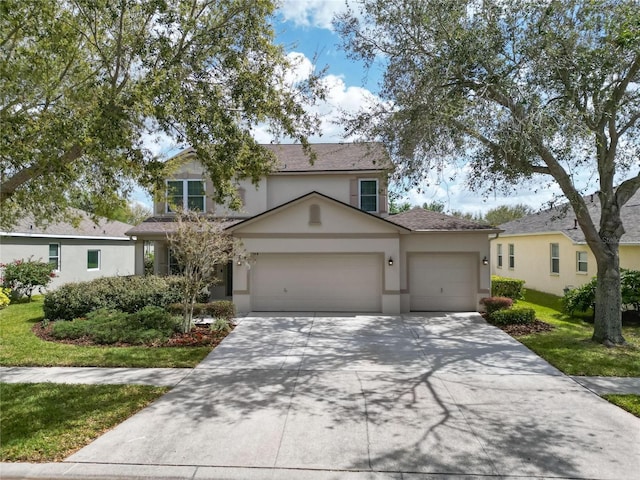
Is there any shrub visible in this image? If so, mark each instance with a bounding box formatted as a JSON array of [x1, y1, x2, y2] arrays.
[[563, 278, 596, 314], [166, 301, 235, 320], [480, 296, 513, 315], [491, 276, 526, 300], [0, 288, 11, 309], [51, 307, 179, 345], [210, 318, 233, 334], [43, 275, 185, 320], [490, 307, 536, 325], [562, 269, 640, 315], [51, 319, 90, 340], [621, 269, 640, 312], [1, 258, 56, 301]]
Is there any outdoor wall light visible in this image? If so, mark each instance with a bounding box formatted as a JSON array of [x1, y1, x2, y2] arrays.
[[236, 259, 242, 266], [482, 256, 489, 265], [388, 257, 394, 266]]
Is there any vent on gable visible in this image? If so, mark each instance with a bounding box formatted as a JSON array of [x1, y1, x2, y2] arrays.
[[309, 204, 321, 225]]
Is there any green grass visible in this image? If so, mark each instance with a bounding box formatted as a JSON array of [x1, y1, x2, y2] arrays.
[[516, 290, 640, 376], [601, 394, 640, 417], [0, 382, 169, 462], [0, 298, 212, 367]]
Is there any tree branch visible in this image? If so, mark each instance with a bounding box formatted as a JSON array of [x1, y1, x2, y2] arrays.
[[0, 145, 83, 203], [615, 174, 640, 207]]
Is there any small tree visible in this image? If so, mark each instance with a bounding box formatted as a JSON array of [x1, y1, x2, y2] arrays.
[[1, 258, 56, 301], [167, 211, 242, 333]]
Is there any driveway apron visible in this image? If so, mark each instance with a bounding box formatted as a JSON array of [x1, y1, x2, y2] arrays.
[[66, 313, 640, 479]]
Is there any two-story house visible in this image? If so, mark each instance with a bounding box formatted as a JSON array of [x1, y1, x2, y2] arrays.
[[127, 143, 498, 314]]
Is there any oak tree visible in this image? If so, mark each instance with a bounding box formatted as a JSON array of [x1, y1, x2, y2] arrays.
[[335, 0, 639, 345], [1, 0, 319, 228]]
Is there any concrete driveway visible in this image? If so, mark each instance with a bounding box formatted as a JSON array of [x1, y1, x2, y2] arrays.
[[66, 313, 639, 479]]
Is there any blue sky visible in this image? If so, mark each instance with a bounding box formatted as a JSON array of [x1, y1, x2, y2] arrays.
[[136, 0, 568, 216]]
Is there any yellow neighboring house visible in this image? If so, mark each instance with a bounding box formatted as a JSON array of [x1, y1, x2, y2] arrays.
[[490, 190, 640, 297]]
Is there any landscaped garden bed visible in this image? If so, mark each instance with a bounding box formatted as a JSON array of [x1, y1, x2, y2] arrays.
[[32, 322, 233, 348]]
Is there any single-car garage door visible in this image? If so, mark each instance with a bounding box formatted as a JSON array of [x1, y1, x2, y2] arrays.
[[409, 253, 477, 311], [251, 253, 382, 312]]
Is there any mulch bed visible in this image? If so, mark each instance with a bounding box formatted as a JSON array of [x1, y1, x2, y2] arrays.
[[32, 323, 234, 348], [492, 320, 555, 336]]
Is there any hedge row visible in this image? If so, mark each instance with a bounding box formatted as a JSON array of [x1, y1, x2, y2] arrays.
[[51, 306, 179, 345], [491, 276, 526, 300], [43, 275, 207, 320], [490, 307, 536, 325]]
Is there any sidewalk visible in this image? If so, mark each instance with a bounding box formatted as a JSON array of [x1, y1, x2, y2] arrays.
[[3, 366, 640, 394], [0, 366, 192, 386]]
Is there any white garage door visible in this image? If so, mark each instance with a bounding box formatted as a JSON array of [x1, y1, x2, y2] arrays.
[[409, 254, 476, 311], [251, 253, 382, 312]]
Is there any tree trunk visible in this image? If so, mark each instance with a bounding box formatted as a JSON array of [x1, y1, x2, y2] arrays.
[[592, 253, 625, 346]]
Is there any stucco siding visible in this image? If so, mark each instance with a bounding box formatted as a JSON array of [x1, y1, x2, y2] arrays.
[[267, 175, 352, 208], [491, 234, 640, 296], [620, 245, 640, 271], [0, 237, 135, 290], [234, 196, 399, 235]]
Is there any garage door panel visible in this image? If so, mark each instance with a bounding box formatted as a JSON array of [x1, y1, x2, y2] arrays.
[[252, 254, 381, 312], [409, 254, 476, 311]]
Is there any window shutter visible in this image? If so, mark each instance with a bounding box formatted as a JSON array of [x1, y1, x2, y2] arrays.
[[379, 184, 387, 214], [350, 178, 358, 207]]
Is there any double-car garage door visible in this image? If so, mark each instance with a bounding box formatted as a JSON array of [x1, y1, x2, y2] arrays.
[[251, 253, 382, 312], [249, 252, 476, 312]]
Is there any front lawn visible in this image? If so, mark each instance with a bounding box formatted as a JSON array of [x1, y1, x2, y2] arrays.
[[0, 382, 169, 462], [515, 290, 640, 377], [0, 298, 212, 368], [602, 394, 640, 417]]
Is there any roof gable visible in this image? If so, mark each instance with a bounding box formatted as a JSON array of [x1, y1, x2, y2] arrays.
[[227, 192, 409, 235]]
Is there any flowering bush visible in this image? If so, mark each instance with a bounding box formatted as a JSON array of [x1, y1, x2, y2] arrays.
[[480, 296, 513, 315], [1, 258, 56, 301], [0, 287, 11, 309]]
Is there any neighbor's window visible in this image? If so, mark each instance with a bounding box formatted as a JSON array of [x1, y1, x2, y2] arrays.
[[550, 243, 560, 274], [496, 244, 503, 268], [576, 251, 588, 273], [166, 180, 205, 212], [359, 179, 378, 212], [49, 243, 60, 271], [87, 250, 101, 270], [508, 244, 515, 269]]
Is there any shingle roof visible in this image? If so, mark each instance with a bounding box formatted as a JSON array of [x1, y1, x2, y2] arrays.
[[387, 207, 499, 231], [499, 189, 640, 244], [170, 143, 391, 173], [266, 143, 390, 172], [125, 216, 242, 236], [2, 210, 133, 239]]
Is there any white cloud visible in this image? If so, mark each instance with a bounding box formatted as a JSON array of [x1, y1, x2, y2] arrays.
[[253, 51, 381, 143], [278, 0, 352, 30]]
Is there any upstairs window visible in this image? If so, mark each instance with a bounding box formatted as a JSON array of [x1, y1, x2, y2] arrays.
[[49, 243, 60, 271], [166, 180, 205, 212], [550, 243, 560, 274], [496, 244, 503, 268], [359, 179, 378, 212]]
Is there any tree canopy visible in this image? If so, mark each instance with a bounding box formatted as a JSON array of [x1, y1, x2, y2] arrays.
[[335, 0, 639, 345], [1, 0, 319, 228]]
